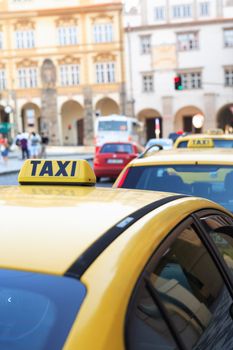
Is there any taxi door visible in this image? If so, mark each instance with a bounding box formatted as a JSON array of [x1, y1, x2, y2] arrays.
[[126, 211, 233, 350]]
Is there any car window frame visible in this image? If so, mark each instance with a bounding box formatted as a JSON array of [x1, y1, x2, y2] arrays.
[[125, 210, 233, 350], [125, 216, 193, 350], [192, 209, 233, 297]]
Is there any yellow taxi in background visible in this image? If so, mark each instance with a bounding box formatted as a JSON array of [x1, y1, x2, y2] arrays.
[[114, 148, 233, 213], [174, 132, 233, 148], [1, 159, 233, 350]]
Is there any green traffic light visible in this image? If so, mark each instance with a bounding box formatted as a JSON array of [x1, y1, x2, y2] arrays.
[[178, 85, 183, 90]]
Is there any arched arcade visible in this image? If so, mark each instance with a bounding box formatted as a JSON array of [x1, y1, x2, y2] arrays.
[[174, 106, 204, 133], [21, 102, 41, 133], [61, 100, 84, 145], [137, 108, 162, 141], [95, 97, 120, 116]]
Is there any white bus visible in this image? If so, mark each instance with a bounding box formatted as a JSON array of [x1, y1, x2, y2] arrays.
[[94, 115, 143, 151]]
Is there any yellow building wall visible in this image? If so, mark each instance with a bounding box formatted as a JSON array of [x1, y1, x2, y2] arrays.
[[0, 0, 125, 145]]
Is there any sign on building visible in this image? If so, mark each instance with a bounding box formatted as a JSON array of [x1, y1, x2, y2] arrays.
[[152, 45, 176, 70]]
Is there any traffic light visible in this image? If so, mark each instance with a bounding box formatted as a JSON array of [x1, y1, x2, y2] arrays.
[[174, 75, 183, 90]]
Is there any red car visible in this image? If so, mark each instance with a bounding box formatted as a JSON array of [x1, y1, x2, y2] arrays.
[[93, 142, 143, 181]]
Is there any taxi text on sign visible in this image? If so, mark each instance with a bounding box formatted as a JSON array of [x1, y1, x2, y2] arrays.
[[188, 139, 214, 148], [18, 159, 96, 185]]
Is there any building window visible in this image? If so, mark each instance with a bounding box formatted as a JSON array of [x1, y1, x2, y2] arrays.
[[0, 70, 6, 90], [199, 2, 210, 16], [0, 32, 3, 49], [140, 35, 151, 54], [224, 29, 233, 47], [172, 4, 192, 18], [96, 62, 115, 83], [18, 67, 37, 88], [58, 26, 78, 46], [142, 74, 154, 92], [179, 71, 202, 89], [93, 23, 113, 43], [154, 6, 165, 20], [15, 30, 35, 49], [177, 32, 199, 50], [225, 68, 233, 87], [60, 64, 80, 86]]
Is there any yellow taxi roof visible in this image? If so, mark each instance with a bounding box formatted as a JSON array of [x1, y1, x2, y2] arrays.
[[131, 148, 233, 166], [185, 133, 233, 139], [0, 185, 171, 275], [174, 133, 233, 145]]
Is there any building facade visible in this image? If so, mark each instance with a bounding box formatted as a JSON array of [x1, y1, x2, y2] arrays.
[[0, 0, 125, 145], [125, 0, 233, 140]]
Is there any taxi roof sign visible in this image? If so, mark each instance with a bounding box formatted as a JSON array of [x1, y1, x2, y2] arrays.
[[18, 159, 96, 186], [187, 138, 214, 148]]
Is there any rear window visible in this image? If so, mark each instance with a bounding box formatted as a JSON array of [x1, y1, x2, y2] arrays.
[[177, 139, 233, 148], [0, 269, 86, 350], [100, 143, 133, 154], [98, 121, 128, 132], [120, 164, 233, 212]]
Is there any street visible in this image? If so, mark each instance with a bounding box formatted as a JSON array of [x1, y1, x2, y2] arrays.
[[0, 172, 18, 185]]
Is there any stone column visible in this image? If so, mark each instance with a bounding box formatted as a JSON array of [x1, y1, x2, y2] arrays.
[[203, 93, 217, 130], [162, 96, 174, 137], [126, 99, 135, 118], [216, 0, 223, 17], [120, 82, 127, 116], [193, 0, 198, 20], [57, 111, 63, 146], [166, 0, 170, 22], [40, 59, 59, 145], [41, 89, 59, 145], [83, 86, 94, 146], [141, 0, 148, 25]]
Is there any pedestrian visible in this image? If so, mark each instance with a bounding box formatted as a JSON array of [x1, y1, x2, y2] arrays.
[[29, 131, 41, 159], [15, 132, 22, 160], [0, 133, 9, 164], [40, 132, 49, 158], [20, 132, 30, 160]]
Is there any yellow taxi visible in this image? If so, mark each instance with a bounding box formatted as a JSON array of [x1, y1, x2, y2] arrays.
[[174, 132, 233, 148], [114, 147, 233, 213], [1, 159, 233, 350]]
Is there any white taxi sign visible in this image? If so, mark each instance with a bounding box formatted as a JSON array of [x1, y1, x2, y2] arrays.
[[18, 159, 96, 185], [187, 138, 214, 148]]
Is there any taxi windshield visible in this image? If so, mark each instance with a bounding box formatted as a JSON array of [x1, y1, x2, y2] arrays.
[[120, 165, 233, 212], [0, 269, 86, 350], [177, 139, 233, 148]]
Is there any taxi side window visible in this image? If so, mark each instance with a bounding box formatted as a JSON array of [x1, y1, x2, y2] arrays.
[[126, 222, 233, 350], [177, 141, 188, 148], [200, 214, 233, 276]]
